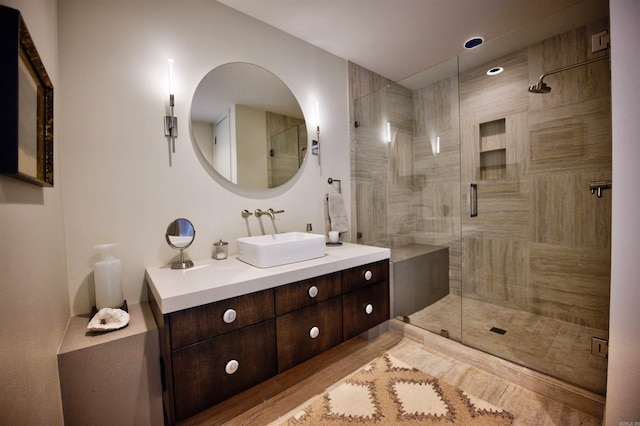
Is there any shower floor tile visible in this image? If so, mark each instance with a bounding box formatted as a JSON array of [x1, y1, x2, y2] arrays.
[[406, 294, 608, 394]]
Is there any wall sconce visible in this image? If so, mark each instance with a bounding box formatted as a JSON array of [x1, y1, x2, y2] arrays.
[[430, 135, 441, 155], [164, 59, 178, 164], [386, 122, 392, 143], [312, 101, 320, 156]]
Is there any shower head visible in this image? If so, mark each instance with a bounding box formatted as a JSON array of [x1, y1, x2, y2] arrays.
[[528, 80, 551, 94]]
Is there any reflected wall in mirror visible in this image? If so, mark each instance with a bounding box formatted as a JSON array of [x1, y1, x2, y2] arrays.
[[191, 63, 307, 190]]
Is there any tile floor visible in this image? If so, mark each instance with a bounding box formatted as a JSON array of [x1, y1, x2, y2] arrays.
[[406, 294, 609, 394], [384, 336, 603, 426]]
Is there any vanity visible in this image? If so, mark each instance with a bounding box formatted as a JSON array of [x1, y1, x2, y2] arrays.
[[146, 243, 390, 424]]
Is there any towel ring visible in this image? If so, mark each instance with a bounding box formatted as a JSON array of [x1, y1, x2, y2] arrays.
[[328, 177, 341, 194]]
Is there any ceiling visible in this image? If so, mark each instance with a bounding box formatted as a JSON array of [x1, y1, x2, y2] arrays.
[[217, 0, 609, 89]]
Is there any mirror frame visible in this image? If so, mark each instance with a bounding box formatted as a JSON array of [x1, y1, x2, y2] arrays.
[[189, 62, 310, 199]]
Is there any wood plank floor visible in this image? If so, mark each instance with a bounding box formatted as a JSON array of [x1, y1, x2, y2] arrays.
[[180, 326, 603, 425]]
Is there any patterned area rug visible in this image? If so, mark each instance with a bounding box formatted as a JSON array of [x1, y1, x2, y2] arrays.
[[277, 354, 514, 425]]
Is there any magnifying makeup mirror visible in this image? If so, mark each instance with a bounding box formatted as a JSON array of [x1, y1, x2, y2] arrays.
[[165, 218, 195, 269]]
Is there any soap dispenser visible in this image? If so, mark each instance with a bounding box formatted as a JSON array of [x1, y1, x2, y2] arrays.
[[93, 243, 124, 310]]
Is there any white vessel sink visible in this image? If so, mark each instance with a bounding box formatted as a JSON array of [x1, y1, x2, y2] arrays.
[[237, 232, 326, 268]]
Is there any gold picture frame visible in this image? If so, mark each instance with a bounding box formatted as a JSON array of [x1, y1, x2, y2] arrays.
[[0, 5, 54, 187]]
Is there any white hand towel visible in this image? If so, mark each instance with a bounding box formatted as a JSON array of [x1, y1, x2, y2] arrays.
[[327, 193, 349, 233]]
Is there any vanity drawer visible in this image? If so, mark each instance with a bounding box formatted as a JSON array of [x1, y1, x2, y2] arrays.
[[276, 297, 343, 373], [343, 280, 389, 340], [171, 319, 277, 422], [275, 272, 341, 315], [341, 260, 389, 293], [169, 288, 275, 349]]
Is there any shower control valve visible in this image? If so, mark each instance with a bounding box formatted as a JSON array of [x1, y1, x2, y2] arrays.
[[589, 180, 612, 198]]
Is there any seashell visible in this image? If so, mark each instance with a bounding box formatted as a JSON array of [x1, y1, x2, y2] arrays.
[[87, 308, 130, 332]]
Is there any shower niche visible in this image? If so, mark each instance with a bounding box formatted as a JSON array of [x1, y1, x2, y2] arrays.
[[479, 118, 506, 180]]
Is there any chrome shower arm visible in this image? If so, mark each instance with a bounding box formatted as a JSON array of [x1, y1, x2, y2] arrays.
[[539, 55, 609, 81], [536, 55, 609, 83]]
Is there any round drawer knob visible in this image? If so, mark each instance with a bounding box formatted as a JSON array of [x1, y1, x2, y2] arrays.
[[222, 309, 237, 324], [225, 359, 239, 375], [309, 326, 320, 339], [364, 270, 373, 281], [365, 304, 374, 315], [308, 285, 319, 298]]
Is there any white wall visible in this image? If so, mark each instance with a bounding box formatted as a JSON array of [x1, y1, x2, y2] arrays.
[[0, 0, 68, 424], [606, 0, 640, 423], [57, 0, 351, 316]]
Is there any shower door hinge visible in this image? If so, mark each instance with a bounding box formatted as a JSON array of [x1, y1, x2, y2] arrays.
[[591, 337, 608, 358]]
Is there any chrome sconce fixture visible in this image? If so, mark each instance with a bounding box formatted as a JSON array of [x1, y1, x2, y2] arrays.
[[311, 101, 320, 156], [164, 59, 178, 165]]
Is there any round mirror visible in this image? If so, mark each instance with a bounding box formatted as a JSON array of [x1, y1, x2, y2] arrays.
[[191, 63, 307, 191], [166, 218, 195, 269]]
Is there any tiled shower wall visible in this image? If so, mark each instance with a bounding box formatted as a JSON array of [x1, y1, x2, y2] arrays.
[[349, 17, 611, 331]]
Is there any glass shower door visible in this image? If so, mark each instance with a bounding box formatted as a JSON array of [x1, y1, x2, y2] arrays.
[[353, 61, 464, 341], [458, 21, 611, 394], [353, 82, 415, 249]]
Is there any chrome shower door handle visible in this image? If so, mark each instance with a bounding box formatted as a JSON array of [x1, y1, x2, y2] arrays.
[[469, 183, 478, 217]]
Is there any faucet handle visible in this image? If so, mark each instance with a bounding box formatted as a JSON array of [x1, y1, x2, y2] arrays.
[[254, 209, 264, 217], [241, 209, 253, 218]]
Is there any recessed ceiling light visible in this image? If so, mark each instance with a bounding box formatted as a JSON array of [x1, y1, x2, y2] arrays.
[[486, 66, 504, 76], [464, 36, 485, 49]]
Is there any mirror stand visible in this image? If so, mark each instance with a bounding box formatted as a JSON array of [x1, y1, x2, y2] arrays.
[[171, 249, 194, 270]]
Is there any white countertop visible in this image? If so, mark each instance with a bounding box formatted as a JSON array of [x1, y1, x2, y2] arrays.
[[146, 242, 390, 314]]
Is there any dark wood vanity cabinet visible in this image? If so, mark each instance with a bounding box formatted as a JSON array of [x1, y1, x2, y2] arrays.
[[275, 271, 343, 372], [152, 288, 277, 424], [342, 261, 390, 340], [150, 259, 389, 425], [274, 271, 341, 315], [169, 289, 275, 349], [172, 320, 277, 421], [276, 297, 343, 372]]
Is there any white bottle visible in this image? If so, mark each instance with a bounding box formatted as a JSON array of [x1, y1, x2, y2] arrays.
[[94, 243, 124, 309]]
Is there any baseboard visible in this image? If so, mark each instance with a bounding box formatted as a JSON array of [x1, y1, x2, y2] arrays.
[[359, 320, 390, 340]]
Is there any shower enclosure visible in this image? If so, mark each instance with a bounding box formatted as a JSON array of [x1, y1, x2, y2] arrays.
[[352, 12, 611, 395], [269, 123, 306, 187]]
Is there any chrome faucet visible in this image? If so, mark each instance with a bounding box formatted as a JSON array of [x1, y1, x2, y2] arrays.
[[254, 208, 284, 219], [266, 208, 285, 220]]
